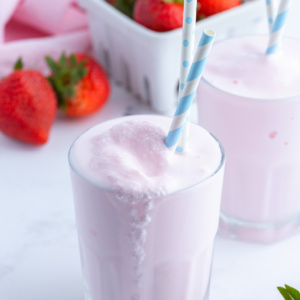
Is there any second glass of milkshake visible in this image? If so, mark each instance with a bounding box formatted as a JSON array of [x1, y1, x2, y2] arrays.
[[197, 35, 300, 243]]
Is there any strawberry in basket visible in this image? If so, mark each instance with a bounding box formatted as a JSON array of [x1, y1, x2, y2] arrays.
[[0, 59, 57, 145], [197, 0, 242, 19], [133, 0, 184, 32], [116, 0, 242, 31], [46, 53, 110, 117]]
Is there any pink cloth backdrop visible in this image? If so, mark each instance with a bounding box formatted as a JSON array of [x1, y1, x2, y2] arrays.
[[0, 0, 91, 77]]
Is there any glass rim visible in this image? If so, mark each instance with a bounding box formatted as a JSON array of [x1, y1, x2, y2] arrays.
[[201, 34, 300, 103], [68, 115, 226, 198]]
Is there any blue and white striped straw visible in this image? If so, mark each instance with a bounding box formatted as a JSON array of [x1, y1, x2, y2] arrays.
[[165, 29, 216, 152], [265, 0, 277, 33], [266, 0, 293, 54], [178, 0, 197, 93], [177, 0, 197, 154]]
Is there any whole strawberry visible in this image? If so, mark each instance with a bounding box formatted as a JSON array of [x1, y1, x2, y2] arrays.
[[46, 53, 110, 117], [133, 0, 184, 32], [0, 59, 57, 145], [197, 0, 241, 18]]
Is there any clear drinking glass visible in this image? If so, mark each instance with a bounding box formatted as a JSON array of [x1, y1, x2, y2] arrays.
[[197, 36, 300, 243], [68, 115, 225, 300]]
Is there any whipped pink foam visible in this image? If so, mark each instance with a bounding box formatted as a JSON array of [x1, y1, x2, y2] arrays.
[[204, 35, 300, 99], [70, 115, 222, 201]]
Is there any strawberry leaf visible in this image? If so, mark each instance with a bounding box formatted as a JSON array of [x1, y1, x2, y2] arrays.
[[45, 53, 88, 111], [163, 0, 184, 4], [70, 54, 76, 68], [45, 56, 60, 76], [112, 0, 135, 18], [14, 58, 23, 71], [59, 53, 67, 69]]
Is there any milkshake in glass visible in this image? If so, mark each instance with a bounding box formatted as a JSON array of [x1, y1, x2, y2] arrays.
[[197, 35, 300, 243], [69, 114, 225, 300]]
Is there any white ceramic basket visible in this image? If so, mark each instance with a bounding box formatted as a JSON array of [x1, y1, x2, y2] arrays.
[[79, 0, 265, 112]]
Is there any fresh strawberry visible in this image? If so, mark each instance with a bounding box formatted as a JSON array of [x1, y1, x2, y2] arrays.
[[0, 59, 57, 145], [197, 0, 241, 19], [133, 0, 184, 32], [46, 53, 110, 117]]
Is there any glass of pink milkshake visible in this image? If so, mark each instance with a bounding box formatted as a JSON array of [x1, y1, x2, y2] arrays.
[[68, 114, 225, 300], [197, 35, 300, 243]]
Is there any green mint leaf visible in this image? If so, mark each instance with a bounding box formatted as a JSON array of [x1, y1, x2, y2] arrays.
[[278, 285, 300, 300], [278, 287, 293, 300], [285, 285, 300, 300]]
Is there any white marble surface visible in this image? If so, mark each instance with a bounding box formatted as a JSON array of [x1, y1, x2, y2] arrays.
[[1, 4, 300, 300]]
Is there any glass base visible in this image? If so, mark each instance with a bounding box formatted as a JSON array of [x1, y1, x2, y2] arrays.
[[83, 275, 211, 300], [83, 287, 211, 300], [218, 212, 300, 243]]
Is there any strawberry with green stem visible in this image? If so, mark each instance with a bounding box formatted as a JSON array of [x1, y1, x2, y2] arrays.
[[46, 52, 110, 117], [0, 58, 57, 145], [133, 0, 184, 32]]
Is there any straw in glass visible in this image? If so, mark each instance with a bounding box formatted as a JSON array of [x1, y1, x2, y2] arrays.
[[265, 0, 277, 32], [176, 0, 197, 154], [165, 29, 216, 152], [266, 0, 293, 54]]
